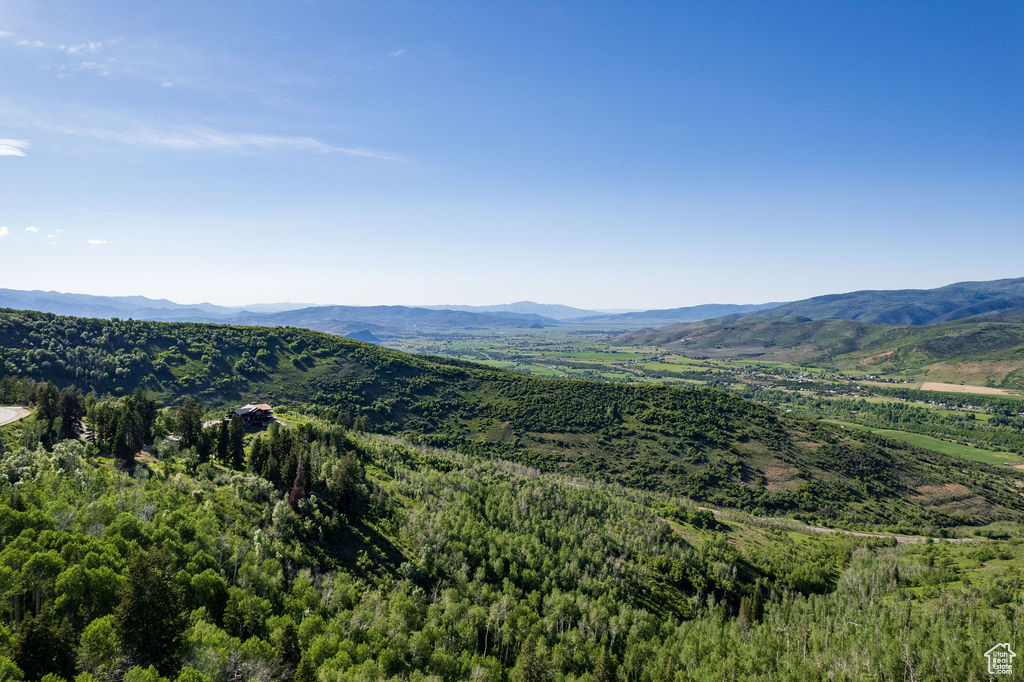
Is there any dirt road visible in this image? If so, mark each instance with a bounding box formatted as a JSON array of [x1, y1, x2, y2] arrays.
[[697, 506, 975, 544]]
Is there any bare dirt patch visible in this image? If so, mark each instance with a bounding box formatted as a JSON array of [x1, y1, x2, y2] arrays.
[[763, 465, 802, 492], [863, 350, 897, 365], [919, 382, 1009, 395], [912, 483, 992, 517]]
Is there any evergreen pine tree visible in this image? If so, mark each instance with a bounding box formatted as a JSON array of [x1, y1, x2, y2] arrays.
[[282, 446, 298, 493], [113, 549, 186, 675], [263, 452, 281, 489], [510, 634, 553, 682], [276, 620, 301, 669], [249, 438, 266, 474], [229, 415, 245, 470], [57, 386, 85, 440], [217, 419, 229, 463], [294, 654, 317, 682], [12, 608, 75, 680], [176, 397, 202, 450], [114, 411, 139, 471], [331, 451, 366, 518]]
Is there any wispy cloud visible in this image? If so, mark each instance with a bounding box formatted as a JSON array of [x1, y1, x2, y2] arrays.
[[46, 229, 63, 245], [0, 139, 29, 156], [25, 225, 39, 232], [0, 101, 401, 160], [43, 120, 401, 160], [1, 31, 103, 55], [60, 41, 103, 55], [387, 49, 405, 58], [86, 238, 108, 246], [0, 226, 8, 238]]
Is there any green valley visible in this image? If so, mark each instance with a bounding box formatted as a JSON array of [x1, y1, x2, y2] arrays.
[[2, 307, 1024, 681], [3, 310, 1023, 530]]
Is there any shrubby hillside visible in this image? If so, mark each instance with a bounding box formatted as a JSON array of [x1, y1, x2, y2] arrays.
[[0, 423, 1019, 681], [742, 276, 1024, 326], [2, 310, 1023, 530]]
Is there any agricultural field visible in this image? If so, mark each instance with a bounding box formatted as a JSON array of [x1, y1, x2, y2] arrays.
[[389, 330, 843, 388], [920, 381, 1011, 395]]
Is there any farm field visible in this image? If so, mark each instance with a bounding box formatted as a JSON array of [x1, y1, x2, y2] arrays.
[[920, 381, 1012, 395], [826, 420, 1024, 466], [390, 330, 845, 387], [869, 428, 1024, 465]]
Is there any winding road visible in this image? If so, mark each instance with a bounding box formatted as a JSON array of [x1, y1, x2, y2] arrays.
[[0, 406, 31, 427]]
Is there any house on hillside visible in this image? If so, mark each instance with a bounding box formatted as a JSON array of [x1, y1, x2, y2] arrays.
[[232, 403, 274, 426]]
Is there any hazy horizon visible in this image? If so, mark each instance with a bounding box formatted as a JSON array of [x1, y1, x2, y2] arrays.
[[3, 272, 1021, 313]]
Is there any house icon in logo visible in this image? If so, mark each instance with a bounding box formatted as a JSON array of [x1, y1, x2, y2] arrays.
[[985, 643, 1016, 675]]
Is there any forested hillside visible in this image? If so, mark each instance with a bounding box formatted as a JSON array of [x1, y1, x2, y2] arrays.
[[0, 418, 1020, 681], [2, 309, 1023, 530]]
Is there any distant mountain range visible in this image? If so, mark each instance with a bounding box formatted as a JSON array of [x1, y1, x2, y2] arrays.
[[617, 277, 1024, 341], [426, 301, 787, 325], [232, 305, 556, 335], [750, 277, 1024, 325], [9, 278, 1019, 343], [0, 289, 309, 321], [577, 302, 785, 326], [0, 289, 785, 336], [0, 290, 562, 339], [426, 301, 603, 320], [614, 277, 1024, 388]]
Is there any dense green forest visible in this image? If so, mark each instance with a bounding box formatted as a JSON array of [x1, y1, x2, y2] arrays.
[[1, 410, 1022, 681], [2, 310, 1024, 530]]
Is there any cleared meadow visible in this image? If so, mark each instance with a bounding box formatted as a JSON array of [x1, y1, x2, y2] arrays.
[[920, 381, 1011, 395]]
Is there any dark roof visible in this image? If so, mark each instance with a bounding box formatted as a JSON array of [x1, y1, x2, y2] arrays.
[[234, 405, 257, 415]]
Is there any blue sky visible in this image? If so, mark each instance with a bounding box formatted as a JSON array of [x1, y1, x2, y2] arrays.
[[1, 1, 1022, 308]]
